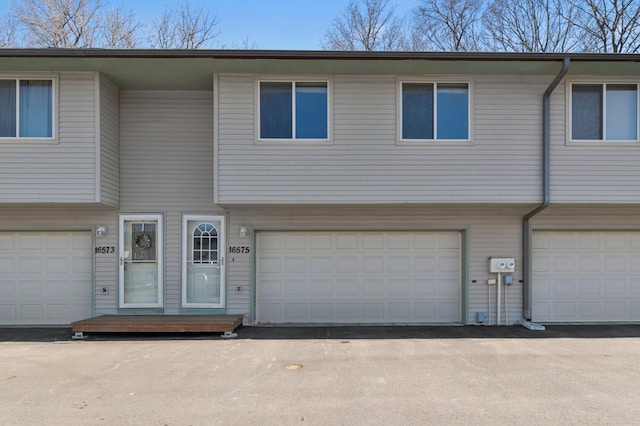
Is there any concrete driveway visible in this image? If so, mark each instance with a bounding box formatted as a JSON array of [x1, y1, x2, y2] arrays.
[[2, 326, 640, 425]]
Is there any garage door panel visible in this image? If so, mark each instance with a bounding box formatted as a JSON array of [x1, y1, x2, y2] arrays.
[[388, 257, 410, 272], [388, 235, 411, 249], [438, 255, 460, 272], [20, 258, 42, 273], [336, 303, 358, 321], [363, 303, 385, 320], [0, 257, 15, 272], [533, 231, 640, 322], [0, 305, 16, 321], [336, 235, 358, 249], [284, 279, 307, 296], [361, 234, 384, 248], [362, 256, 384, 273], [309, 279, 334, 296], [257, 231, 460, 324], [578, 256, 600, 273], [388, 279, 411, 296], [362, 279, 385, 297], [578, 278, 601, 296], [18, 234, 41, 249], [310, 257, 332, 273], [388, 302, 410, 319], [604, 234, 626, 248], [604, 256, 626, 272], [336, 279, 358, 296], [553, 256, 575, 273], [0, 281, 15, 297]]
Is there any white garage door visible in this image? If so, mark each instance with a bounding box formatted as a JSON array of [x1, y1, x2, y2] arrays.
[[256, 231, 460, 324], [0, 232, 92, 325], [532, 231, 640, 323]]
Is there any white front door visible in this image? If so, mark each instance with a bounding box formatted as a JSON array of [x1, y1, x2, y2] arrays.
[[182, 215, 225, 308], [119, 215, 163, 308]]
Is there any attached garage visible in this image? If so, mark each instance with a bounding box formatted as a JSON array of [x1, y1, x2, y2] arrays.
[[0, 232, 93, 325], [532, 231, 640, 323], [256, 231, 461, 324]]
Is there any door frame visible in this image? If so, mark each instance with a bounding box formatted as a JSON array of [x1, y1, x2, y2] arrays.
[[118, 214, 164, 309]]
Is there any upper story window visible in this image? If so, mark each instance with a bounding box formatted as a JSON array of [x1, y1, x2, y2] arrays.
[[259, 80, 329, 141], [571, 83, 638, 142], [400, 81, 470, 141], [0, 78, 54, 139]]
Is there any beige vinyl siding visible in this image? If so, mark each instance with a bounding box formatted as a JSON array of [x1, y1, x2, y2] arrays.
[[99, 75, 120, 207], [551, 78, 640, 203], [0, 72, 97, 202], [0, 205, 118, 316], [225, 204, 528, 325], [217, 74, 548, 205], [120, 90, 222, 313]]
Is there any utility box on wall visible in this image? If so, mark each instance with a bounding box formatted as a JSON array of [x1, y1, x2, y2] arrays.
[[489, 257, 516, 273]]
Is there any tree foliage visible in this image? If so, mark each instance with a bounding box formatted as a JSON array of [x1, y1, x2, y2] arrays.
[[413, 0, 486, 51], [146, 1, 220, 49], [323, 0, 408, 51], [484, 0, 579, 52], [13, 0, 104, 48], [570, 0, 640, 52], [2, 0, 223, 49]]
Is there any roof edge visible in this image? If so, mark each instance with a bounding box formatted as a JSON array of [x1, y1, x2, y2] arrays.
[[0, 48, 639, 62]]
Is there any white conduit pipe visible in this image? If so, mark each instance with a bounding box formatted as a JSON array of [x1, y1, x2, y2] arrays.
[[505, 279, 508, 326], [497, 272, 502, 326]]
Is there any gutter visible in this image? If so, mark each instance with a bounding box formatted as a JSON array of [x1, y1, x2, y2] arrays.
[[522, 57, 570, 320]]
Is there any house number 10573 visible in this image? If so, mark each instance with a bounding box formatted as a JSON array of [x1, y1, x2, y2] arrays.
[[95, 246, 115, 254]]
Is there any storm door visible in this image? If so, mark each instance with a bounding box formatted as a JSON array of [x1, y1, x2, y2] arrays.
[[119, 215, 163, 308], [182, 215, 225, 308]]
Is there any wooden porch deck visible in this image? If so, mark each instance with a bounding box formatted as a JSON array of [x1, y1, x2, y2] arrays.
[[71, 315, 243, 338]]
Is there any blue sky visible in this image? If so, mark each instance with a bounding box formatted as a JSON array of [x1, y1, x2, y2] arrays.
[[0, 0, 418, 49]]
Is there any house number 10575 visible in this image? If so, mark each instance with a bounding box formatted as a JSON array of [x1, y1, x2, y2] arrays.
[[229, 246, 250, 254]]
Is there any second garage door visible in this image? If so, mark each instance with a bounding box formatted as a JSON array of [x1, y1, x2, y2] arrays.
[[256, 231, 461, 324], [0, 232, 92, 325], [532, 231, 640, 322]]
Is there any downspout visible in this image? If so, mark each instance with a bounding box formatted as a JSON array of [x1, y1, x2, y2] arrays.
[[522, 57, 570, 320]]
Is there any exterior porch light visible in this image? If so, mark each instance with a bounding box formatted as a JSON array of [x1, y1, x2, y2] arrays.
[[239, 226, 248, 238], [96, 225, 107, 237]]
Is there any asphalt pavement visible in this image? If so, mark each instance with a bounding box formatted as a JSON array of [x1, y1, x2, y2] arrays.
[[2, 325, 640, 425]]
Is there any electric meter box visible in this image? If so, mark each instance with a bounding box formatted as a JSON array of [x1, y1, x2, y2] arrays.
[[489, 257, 516, 273]]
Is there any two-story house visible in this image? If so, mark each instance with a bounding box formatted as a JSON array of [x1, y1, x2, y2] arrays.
[[1, 49, 639, 327]]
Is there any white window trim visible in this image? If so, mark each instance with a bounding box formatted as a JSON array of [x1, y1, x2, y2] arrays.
[[397, 79, 473, 145], [182, 215, 226, 308], [0, 74, 58, 143], [255, 78, 332, 145], [567, 81, 640, 145], [119, 214, 164, 309]]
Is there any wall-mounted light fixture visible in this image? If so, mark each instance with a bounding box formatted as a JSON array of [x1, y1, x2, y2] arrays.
[[96, 225, 107, 237], [239, 226, 248, 238]]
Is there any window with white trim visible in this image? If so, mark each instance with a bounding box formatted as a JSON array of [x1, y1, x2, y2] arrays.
[[571, 83, 638, 141], [0, 78, 54, 138], [401, 81, 470, 141], [259, 80, 329, 140], [192, 223, 218, 264]]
